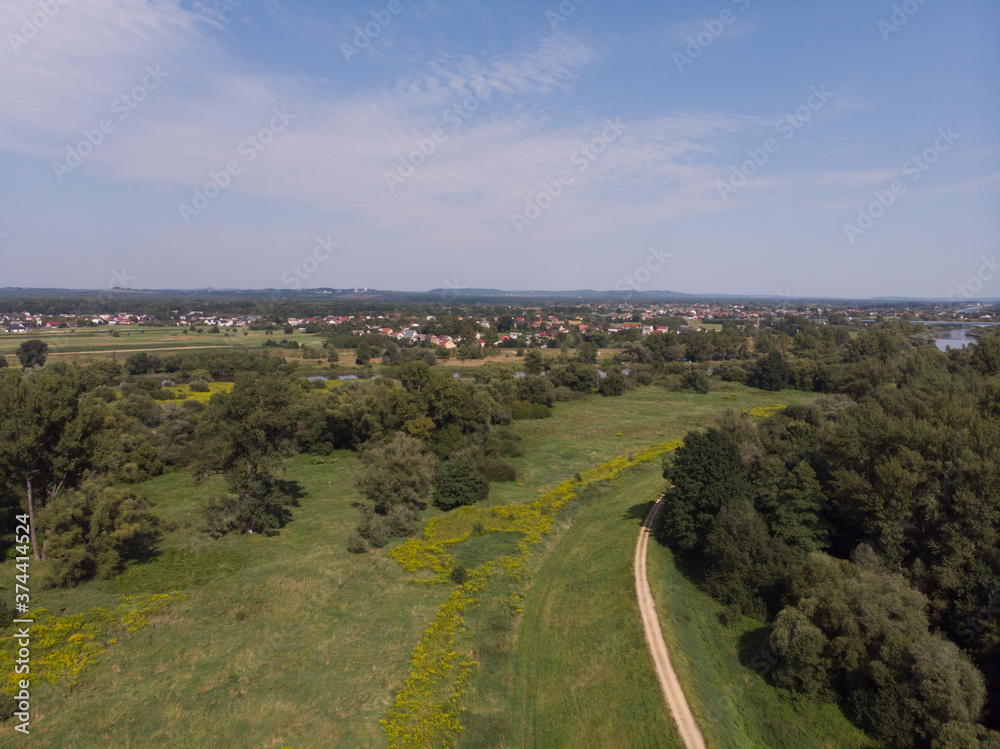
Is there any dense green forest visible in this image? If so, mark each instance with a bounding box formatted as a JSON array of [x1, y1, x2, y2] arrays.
[[657, 333, 1000, 748]]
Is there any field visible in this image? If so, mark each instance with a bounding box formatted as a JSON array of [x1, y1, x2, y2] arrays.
[[0, 326, 629, 373], [0, 380, 863, 748]]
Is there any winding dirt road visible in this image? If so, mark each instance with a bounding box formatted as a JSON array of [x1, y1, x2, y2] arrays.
[[634, 494, 707, 749]]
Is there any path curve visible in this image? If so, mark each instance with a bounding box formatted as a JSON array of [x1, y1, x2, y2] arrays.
[[634, 493, 707, 749]]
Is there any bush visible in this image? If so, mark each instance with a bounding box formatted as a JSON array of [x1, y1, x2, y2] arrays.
[[434, 459, 489, 510], [716, 361, 748, 382], [552, 385, 581, 402], [479, 457, 517, 482], [346, 530, 367, 554], [188, 378, 210, 392], [39, 483, 161, 586], [511, 400, 552, 420], [681, 369, 711, 394], [600, 370, 626, 396], [482, 428, 523, 458], [450, 565, 469, 585], [355, 502, 419, 548], [635, 371, 653, 386]]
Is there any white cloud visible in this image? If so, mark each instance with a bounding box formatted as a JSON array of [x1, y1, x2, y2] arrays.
[[0, 0, 883, 264]]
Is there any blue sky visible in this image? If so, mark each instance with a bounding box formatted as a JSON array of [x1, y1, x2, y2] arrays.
[[0, 0, 997, 298]]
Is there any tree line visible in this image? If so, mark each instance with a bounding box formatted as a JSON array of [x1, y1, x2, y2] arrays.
[[656, 334, 1000, 747]]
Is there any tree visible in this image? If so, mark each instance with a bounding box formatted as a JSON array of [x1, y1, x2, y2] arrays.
[[0, 367, 93, 559], [703, 501, 779, 616], [195, 374, 297, 535], [355, 434, 437, 544], [434, 458, 489, 510], [38, 482, 159, 586], [0, 355, 7, 369], [765, 461, 829, 554], [600, 370, 626, 396], [770, 606, 830, 697], [681, 369, 711, 394], [355, 339, 374, 365], [124, 352, 158, 376], [17, 339, 48, 368], [523, 350, 544, 374], [517, 374, 555, 405], [577, 341, 599, 364], [549, 361, 597, 392], [972, 335, 1000, 376], [622, 341, 652, 364], [749, 351, 789, 391], [657, 428, 751, 554]]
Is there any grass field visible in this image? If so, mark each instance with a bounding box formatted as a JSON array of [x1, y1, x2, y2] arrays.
[[0, 454, 453, 748], [1, 326, 628, 372], [504, 470, 683, 749], [0, 381, 857, 748]]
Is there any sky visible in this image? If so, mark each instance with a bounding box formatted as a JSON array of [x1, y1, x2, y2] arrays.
[[0, 0, 998, 299]]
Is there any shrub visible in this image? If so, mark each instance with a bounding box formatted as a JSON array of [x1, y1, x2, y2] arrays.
[[482, 428, 523, 458], [552, 385, 581, 402], [600, 370, 626, 396], [39, 483, 161, 586], [434, 459, 489, 510], [188, 378, 210, 392], [346, 530, 367, 554], [450, 565, 469, 585], [479, 457, 517, 482], [510, 400, 552, 420], [681, 369, 711, 394], [716, 361, 748, 382]]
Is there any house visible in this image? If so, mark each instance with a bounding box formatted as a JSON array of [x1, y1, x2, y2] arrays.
[[5, 323, 29, 334]]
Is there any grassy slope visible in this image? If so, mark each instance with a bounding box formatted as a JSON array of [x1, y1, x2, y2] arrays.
[[0, 454, 451, 748], [462, 384, 871, 749], [506, 470, 683, 749]]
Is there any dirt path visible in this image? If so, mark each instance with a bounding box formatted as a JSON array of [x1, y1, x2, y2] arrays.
[[634, 494, 707, 749]]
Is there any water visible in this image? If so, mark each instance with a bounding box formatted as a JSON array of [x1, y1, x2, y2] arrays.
[[934, 328, 976, 351]]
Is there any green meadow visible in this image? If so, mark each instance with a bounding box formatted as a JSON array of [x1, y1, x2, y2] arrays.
[[0, 381, 865, 748]]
